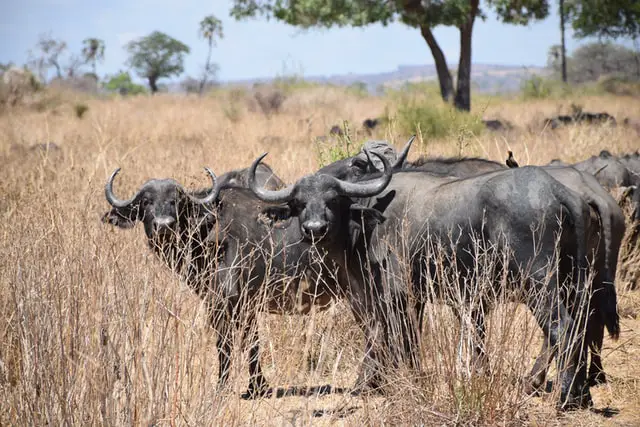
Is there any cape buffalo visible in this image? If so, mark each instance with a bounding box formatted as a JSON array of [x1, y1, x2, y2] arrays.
[[102, 164, 339, 398], [343, 146, 623, 391], [248, 147, 597, 410]]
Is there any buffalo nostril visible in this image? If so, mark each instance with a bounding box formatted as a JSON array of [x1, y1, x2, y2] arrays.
[[153, 216, 175, 232], [302, 220, 328, 237]]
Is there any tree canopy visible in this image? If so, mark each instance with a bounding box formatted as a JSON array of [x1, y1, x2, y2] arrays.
[[230, 0, 550, 111], [125, 31, 190, 93], [566, 0, 640, 40], [82, 38, 105, 77]]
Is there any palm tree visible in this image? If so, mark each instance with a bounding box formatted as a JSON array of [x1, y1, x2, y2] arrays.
[[82, 38, 105, 77], [198, 15, 223, 95]]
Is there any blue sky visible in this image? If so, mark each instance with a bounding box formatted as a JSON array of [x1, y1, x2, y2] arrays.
[[0, 0, 627, 83]]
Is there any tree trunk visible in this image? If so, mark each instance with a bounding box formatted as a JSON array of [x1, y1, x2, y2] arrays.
[[633, 36, 640, 78], [453, 0, 478, 112], [148, 76, 158, 94], [199, 39, 214, 96], [419, 25, 454, 103], [560, 0, 568, 83]]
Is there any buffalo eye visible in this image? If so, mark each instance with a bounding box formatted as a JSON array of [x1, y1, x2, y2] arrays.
[[140, 197, 150, 208]]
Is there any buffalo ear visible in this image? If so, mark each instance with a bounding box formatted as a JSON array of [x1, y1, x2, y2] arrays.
[[101, 207, 137, 229], [350, 203, 386, 227]]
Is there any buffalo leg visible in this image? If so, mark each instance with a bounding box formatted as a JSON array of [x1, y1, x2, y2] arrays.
[[587, 324, 606, 386], [526, 337, 556, 395], [528, 295, 608, 392], [527, 292, 591, 410], [210, 301, 234, 392], [341, 269, 387, 394], [240, 313, 270, 398]]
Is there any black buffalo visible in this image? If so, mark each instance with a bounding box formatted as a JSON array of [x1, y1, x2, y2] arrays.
[[248, 145, 598, 409], [102, 164, 340, 398]]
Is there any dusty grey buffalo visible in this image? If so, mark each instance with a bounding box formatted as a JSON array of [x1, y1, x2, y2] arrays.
[[102, 164, 340, 398], [571, 151, 637, 190], [352, 148, 624, 391], [329, 148, 623, 391], [248, 147, 597, 410]]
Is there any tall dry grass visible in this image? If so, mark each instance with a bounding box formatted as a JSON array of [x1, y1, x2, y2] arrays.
[[1, 87, 639, 426]]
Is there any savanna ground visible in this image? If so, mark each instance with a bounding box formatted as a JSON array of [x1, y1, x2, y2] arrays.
[[1, 84, 639, 426]]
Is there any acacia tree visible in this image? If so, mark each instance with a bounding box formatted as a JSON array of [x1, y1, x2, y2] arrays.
[[125, 31, 190, 93], [198, 15, 224, 95], [230, 0, 549, 111], [566, 0, 639, 40], [27, 33, 68, 81], [567, 0, 640, 78], [82, 38, 106, 77]]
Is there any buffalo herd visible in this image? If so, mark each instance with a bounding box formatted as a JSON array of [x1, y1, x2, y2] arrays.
[[102, 138, 640, 411]]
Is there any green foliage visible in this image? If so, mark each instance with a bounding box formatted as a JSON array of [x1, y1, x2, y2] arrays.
[[199, 15, 224, 44], [395, 98, 485, 140], [521, 74, 555, 99], [566, 0, 640, 39], [74, 103, 89, 119], [231, 0, 550, 30], [198, 15, 224, 95], [103, 71, 147, 96], [314, 121, 363, 168], [125, 31, 190, 92], [81, 38, 105, 75]]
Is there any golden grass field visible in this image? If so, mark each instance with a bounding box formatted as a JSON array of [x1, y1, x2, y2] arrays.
[[1, 86, 639, 426]]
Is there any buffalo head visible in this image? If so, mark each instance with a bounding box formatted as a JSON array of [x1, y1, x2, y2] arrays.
[[102, 167, 220, 241], [248, 137, 414, 242]]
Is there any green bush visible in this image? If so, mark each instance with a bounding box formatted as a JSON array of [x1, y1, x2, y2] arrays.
[[395, 100, 485, 140], [74, 103, 89, 119], [103, 71, 147, 96], [521, 75, 554, 99], [520, 75, 575, 99], [597, 75, 640, 97], [314, 121, 363, 168]]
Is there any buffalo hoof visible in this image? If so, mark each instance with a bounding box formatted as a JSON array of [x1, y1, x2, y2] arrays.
[[558, 389, 593, 411], [241, 376, 271, 400], [524, 377, 545, 397], [350, 374, 385, 397], [588, 370, 607, 387]]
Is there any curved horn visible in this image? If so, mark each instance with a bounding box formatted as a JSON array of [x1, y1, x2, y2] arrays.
[[248, 153, 296, 203], [392, 135, 415, 169], [105, 168, 140, 208], [186, 167, 220, 205], [335, 150, 393, 198]]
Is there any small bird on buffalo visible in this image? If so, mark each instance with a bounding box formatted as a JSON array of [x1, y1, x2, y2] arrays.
[[506, 151, 519, 168]]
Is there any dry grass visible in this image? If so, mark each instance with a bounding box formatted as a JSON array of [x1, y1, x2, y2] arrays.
[[1, 87, 639, 426]]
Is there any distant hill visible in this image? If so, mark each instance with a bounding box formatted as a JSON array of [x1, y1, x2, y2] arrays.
[[219, 63, 551, 94]]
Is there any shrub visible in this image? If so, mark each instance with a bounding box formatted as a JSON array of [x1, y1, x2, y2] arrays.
[[314, 121, 362, 168], [74, 103, 89, 119], [395, 100, 485, 141], [520, 75, 554, 99], [103, 71, 147, 96], [598, 75, 640, 97], [252, 89, 286, 116], [0, 67, 42, 108]]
